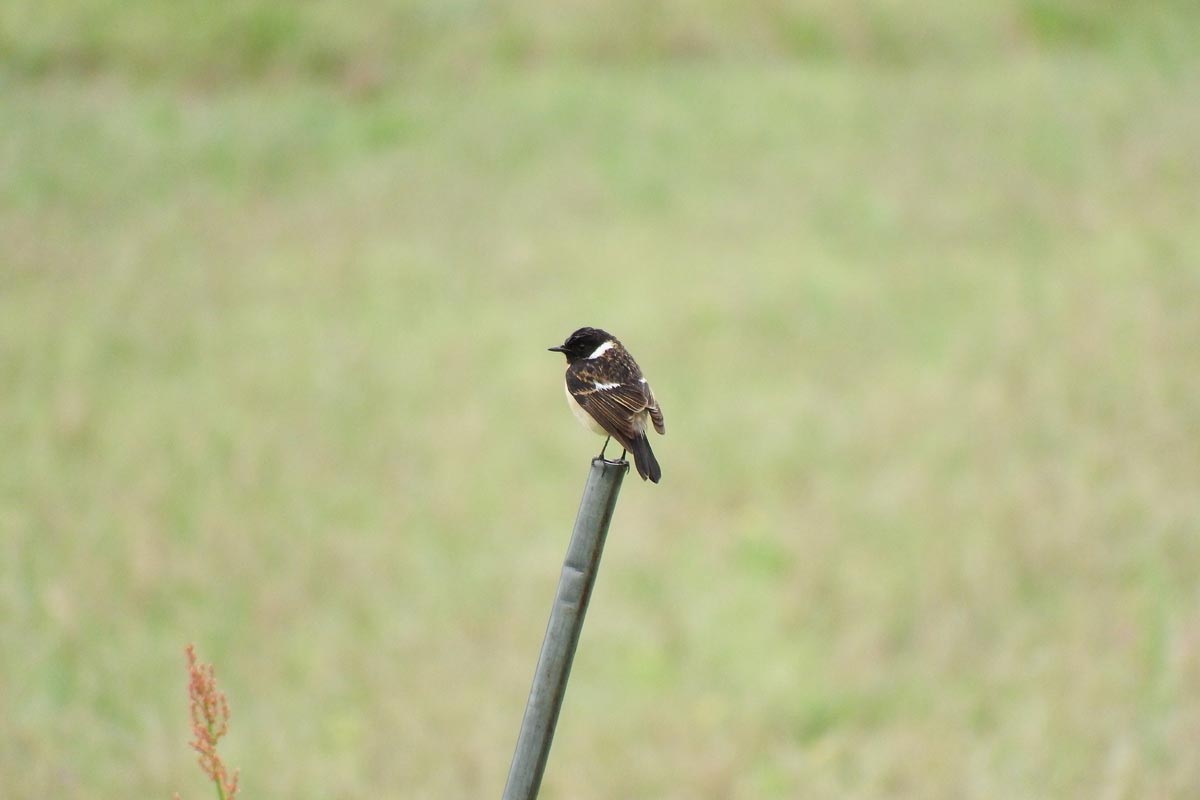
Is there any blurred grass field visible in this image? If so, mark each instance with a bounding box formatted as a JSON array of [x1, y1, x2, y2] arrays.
[[3, 2, 1200, 797]]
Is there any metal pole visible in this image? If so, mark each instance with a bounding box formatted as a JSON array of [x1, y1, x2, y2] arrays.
[[502, 457, 628, 800]]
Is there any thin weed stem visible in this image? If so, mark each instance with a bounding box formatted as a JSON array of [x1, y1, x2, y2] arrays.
[[178, 644, 240, 800]]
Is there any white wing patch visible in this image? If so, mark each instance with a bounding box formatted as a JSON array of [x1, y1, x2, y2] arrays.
[[587, 340, 615, 359], [593, 381, 620, 390]]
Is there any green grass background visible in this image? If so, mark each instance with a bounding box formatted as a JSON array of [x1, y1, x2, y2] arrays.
[[3, 2, 1200, 797]]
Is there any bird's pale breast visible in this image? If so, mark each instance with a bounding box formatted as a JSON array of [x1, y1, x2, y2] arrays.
[[564, 382, 607, 435]]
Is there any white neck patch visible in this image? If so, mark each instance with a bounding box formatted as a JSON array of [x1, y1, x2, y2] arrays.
[[587, 340, 615, 359]]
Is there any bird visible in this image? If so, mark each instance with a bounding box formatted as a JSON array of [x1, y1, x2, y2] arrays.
[[548, 327, 665, 483]]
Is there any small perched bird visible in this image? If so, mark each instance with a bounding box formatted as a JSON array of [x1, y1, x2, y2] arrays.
[[549, 327, 665, 483]]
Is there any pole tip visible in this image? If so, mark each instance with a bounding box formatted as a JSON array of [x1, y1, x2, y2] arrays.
[[591, 456, 630, 474]]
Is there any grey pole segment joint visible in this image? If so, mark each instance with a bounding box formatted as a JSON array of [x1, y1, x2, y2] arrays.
[[502, 457, 629, 800]]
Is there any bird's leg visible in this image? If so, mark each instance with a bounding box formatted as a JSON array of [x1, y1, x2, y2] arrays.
[[620, 448, 627, 463], [598, 436, 611, 460]]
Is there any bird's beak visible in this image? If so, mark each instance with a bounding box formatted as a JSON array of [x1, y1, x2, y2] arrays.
[[548, 345, 565, 353]]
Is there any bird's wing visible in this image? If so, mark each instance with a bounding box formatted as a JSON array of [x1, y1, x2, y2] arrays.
[[566, 366, 651, 444], [646, 385, 665, 435]]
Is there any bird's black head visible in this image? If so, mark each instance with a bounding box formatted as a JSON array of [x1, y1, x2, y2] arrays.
[[548, 327, 614, 362]]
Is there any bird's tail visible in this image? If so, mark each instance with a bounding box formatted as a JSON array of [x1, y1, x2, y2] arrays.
[[628, 434, 661, 483]]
